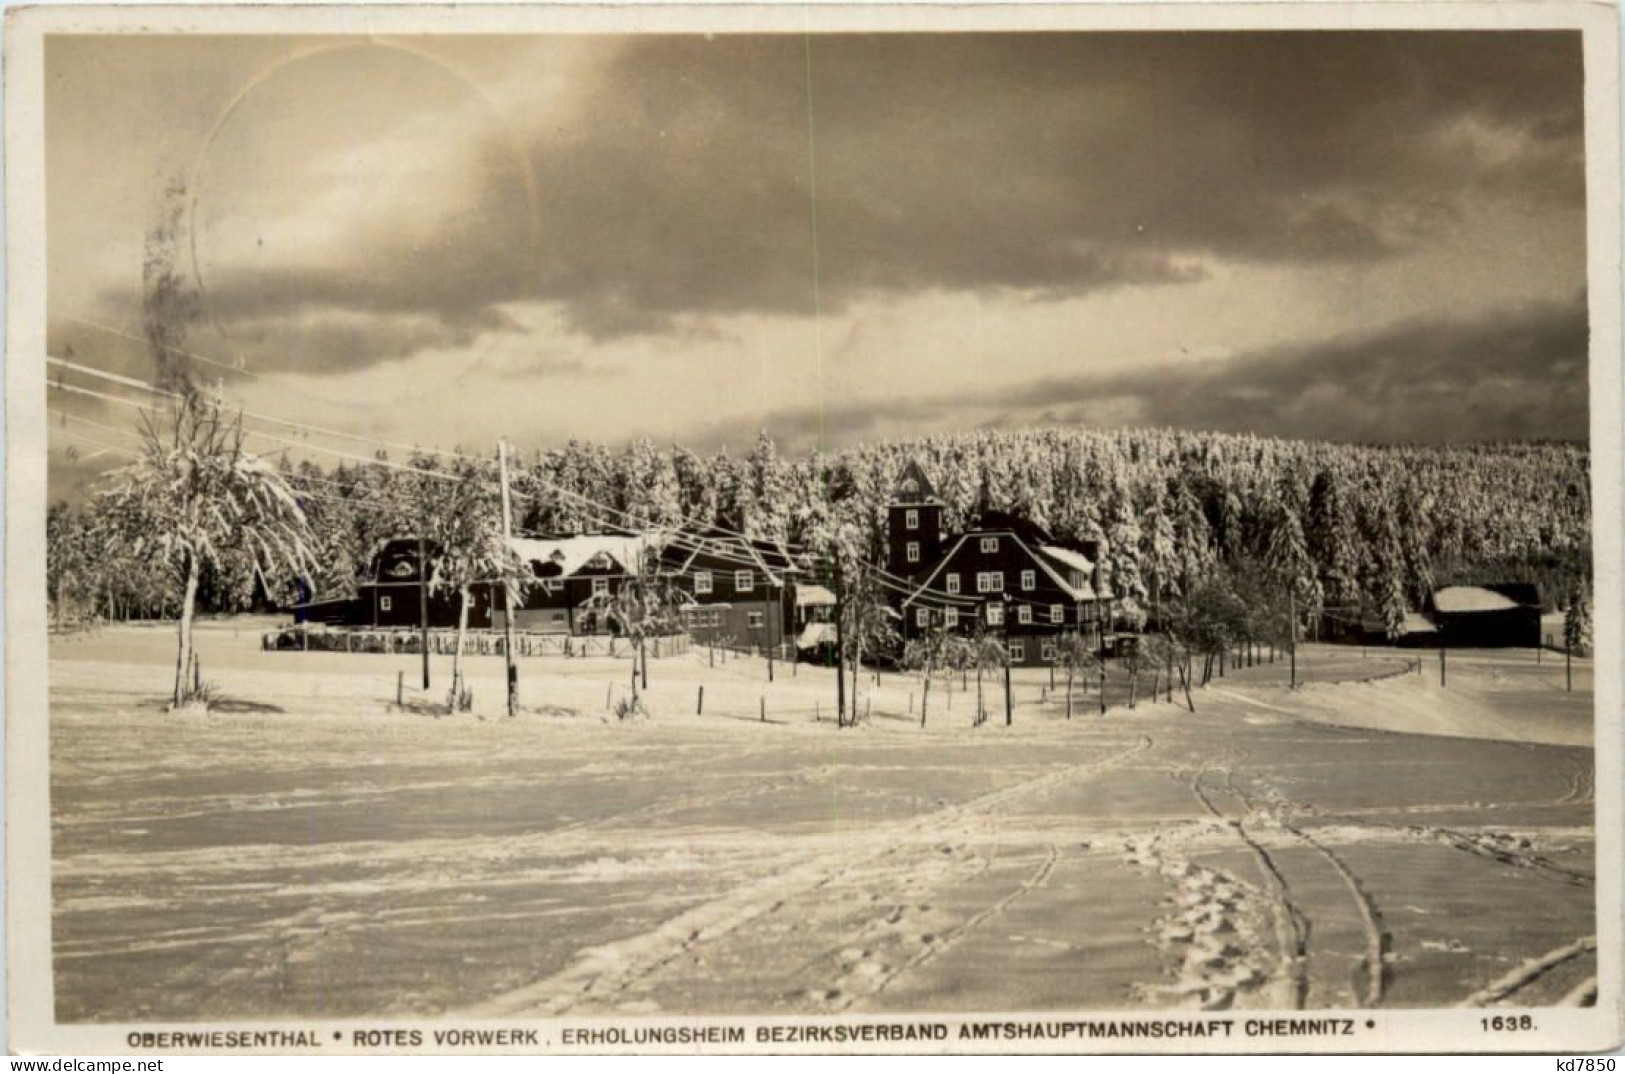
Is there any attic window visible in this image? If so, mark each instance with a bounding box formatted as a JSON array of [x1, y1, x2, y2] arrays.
[[980, 537, 998, 553]]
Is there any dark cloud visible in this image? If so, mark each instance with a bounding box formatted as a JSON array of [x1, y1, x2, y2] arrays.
[[99, 31, 1584, 368], [715, 293, 1590, 450]]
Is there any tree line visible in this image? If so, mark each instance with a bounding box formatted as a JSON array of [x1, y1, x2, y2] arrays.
[[50, 422, 1591, 645]]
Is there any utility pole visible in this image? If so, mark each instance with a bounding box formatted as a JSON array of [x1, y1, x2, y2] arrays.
[[498, 440, 518, 717], [418, 528, 430, 690], [1288, 587, 1297, 690], [767, 580, 777, 683], [834, 557, 847, 728], [1003, 594, 1013, 727]]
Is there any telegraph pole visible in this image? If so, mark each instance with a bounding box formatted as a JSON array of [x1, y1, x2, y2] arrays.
[[418, 527, 430, 690], [1003, 595, 1013, 726], [498, 440, 518, 718], [834, 557, 847, 728], [1288, 587, 1297, 690]]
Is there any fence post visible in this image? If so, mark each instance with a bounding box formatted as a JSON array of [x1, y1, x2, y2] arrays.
[[760, 697, 766, 722], [697, 685, 704, 715], [397, 670, 403, 707], [606, 682, 613, 710]]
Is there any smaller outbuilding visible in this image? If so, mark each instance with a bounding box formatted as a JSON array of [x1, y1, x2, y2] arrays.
[[1428, 584, 1542, 648]]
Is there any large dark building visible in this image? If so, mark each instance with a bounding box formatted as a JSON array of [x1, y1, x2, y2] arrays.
[[661, 528, 801, 655], [1428, 584, 1542, 648], [296, 538, 494, 629], [889, 461, 1113, 667]]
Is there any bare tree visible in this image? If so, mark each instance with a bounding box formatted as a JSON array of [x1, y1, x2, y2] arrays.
[[902, 610, 952, 728], [425, 461, 531, 712], [607, 545, 681, 702], [97, 392, 313, 708], [1056, 631, 1099, 720]]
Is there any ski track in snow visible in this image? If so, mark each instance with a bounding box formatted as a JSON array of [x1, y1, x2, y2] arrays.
[[462, 736, 1152, 1017]]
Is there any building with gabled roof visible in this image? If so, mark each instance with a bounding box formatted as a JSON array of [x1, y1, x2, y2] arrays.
[[659, 527, 802, 655], [886, 463, 1114, 667]]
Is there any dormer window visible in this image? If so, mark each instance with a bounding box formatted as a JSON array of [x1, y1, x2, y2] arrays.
[[905, 509, 919, 530]]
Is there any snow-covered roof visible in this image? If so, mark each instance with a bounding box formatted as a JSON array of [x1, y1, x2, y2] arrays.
[[1433, 586, 1521, 614], [1036, 545, 1097, 601], [797, 622, 838, 649], [509, 533, 664, 578], [794, 584, 836, 607], [1402, 612, 1438, 634]]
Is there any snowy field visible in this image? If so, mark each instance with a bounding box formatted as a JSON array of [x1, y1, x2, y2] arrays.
[[49, 622, 1597, 1020]]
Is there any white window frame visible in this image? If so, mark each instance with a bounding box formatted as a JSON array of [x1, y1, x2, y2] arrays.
[[987, 604, 1004, 626], [1021, 569, 1036, 590], [735, 569, 754, 592], [977, 570, 1004, 594], [1018, 605, 1032, 624], [380, 595, 392, 612], [747, 611, 765, 629], [980, 536, 999, 553], [916, 607, 929, 627], [694, 571, 713, 595], [1051, 604, 1064, 624], [905, 509, 919, 530], [1008, 640, 1024, 662], [592, 577, 609, 597], [1041, 640, 1057, 662], [945, 608, 959, 628], [946, 573, 961, 594], [907, 542, 920, 563]]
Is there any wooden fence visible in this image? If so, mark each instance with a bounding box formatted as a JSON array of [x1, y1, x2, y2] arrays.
[[262, 624, 691, 659]]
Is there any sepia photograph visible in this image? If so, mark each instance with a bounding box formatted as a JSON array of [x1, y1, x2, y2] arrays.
[[5, 2, 1621, 1055]]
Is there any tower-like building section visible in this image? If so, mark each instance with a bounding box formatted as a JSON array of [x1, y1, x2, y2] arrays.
[[886, 459, 945, 585]]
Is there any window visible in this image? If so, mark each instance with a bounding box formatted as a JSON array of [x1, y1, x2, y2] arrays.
[[1021, 569, 1036, 590], [1051, 604, 1064, 624], [592, 578, 609, 597], [905, 509, 919, 530], [907, 542, 920, 563], [1008, 640, 1024, 662], [946, 573, 961, 594], [544, 578, 563, 593], [735, 570, 754, 592], [747, 611, 765, 629], [977, 571, 1005, 594], [916, 607, 929, 627], [380, 596, 392, 612], [695, 571, 713, 595], [1041, 640, 1057, 662], [1018, 605, 1032, 625], [945, 608, 960, 628], [1071, 571, 1086, 588], [980, 536, 998, 553], [987, 603, 1004, 626]]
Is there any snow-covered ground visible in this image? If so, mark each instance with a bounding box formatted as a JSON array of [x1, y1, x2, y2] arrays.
[[49, 623, 1597, 1020]]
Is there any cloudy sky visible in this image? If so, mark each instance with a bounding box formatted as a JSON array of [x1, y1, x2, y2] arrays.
[[45, 31, 1588, 495]]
